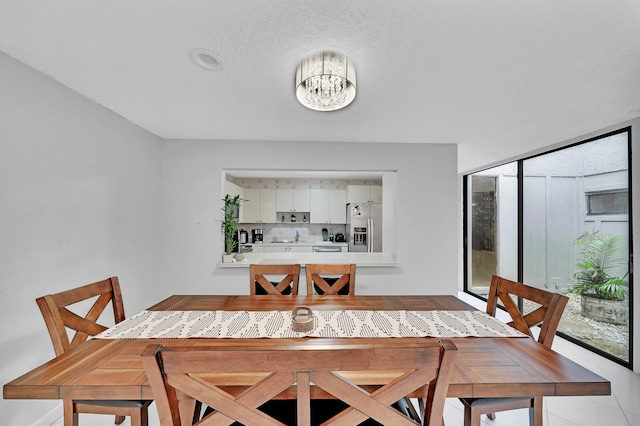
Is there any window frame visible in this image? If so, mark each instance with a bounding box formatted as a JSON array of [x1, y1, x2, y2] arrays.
[[463, 126, 634, 369]]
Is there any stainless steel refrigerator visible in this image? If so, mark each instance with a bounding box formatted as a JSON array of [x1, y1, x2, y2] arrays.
[[346, 203, 382, 252]]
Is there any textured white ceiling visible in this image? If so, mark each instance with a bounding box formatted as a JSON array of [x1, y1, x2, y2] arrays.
[[1, 1, 639, 172]]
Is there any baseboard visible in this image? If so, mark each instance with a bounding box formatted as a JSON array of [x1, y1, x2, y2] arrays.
[[31, 403, 62, 426]]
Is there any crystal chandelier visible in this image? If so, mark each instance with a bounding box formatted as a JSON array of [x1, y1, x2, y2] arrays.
[[295, 52, 357, 111]]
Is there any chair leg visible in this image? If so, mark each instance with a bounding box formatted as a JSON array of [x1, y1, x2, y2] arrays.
[[463, 404, 482, 426], [418, 397, 449, 426], [129, 408, 148, 426], [531, 397, 543, 426], [115, 415, 126, 424]]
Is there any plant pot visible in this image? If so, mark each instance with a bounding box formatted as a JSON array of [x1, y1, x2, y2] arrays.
[[234, 253, 245, 261], [222, 254, 234, 263], [580, 294, 628, 325]]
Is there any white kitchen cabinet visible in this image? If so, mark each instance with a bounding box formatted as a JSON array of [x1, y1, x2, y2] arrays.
[[289, 245, 313, 253], [276, 188, 310, 212], [242, 188, 261, 223], [292, 189, 310, 211], [369, 185, 382, 203], [309, 189, 329, 223], [311, 189, 347, 223], [347, 185, 368, 203], [243, 189, 276, 223], [263, 245, 313, 253], [260, 189, 277, 222], [276, 189, 293, 211], [347, 185, 382, 203], [328, 189, 347, 223]]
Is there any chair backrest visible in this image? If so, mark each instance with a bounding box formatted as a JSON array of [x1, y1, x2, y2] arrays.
[[486, 275, 569, 347], [249, 264, 300, 295], [141, 339, 457, 426], [306, 263, 356, 295], [36, 277, 126, 356]]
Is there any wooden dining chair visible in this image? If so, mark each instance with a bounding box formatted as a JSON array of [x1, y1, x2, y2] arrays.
[[459, 275, 569, 426], [306, 263, 356, 295], [36, 277, 151, 426], [249, 263, 300, 295], [141, 339, 457, 426]]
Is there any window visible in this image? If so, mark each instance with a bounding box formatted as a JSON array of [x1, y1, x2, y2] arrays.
[[587, 190, 629, 215], [464, 128, 633, 368], [464, 163, 518, 295]]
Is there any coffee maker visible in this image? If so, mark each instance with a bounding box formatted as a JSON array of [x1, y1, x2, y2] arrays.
[[252, 229, 263, 243]]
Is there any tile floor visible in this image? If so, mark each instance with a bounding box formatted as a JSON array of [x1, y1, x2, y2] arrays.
[[54, 293, 640, 426]]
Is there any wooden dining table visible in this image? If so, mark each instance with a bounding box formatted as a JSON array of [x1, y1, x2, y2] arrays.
[[3, 295, 611, 413]]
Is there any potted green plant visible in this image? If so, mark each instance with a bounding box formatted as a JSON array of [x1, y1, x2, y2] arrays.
[[221, 194, 240, 262], [570, 231, 629, 324]]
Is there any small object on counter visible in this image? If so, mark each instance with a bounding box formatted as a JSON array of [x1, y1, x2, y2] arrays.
[[239, 229, 248, 244], [291, 214, 296, 222], [303, 215, 307, 222], [322, 228, 328, 241], [291, 306, 314, 332], [281, 215, 285, 222]]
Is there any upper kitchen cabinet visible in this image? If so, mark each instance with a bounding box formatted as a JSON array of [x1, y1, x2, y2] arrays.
[[347, 185, 382, 203], [276, 188, 310, 212], [310, 189, 347, 223], [260, 189, 277, 222], [243, 188, 276, 223], [328, 190, 347, 223]]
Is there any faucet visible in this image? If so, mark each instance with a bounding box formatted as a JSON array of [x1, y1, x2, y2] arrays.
[[295, 231, 300, 242]]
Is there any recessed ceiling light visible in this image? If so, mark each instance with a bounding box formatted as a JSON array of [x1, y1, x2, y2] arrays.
[[189, 48, 223, 71]]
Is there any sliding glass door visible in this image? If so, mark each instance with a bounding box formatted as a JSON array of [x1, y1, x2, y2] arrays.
[[464, 128, 633, 367]]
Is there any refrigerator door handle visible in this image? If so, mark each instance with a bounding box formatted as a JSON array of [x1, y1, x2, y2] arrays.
[[367, 219, 370, 252]]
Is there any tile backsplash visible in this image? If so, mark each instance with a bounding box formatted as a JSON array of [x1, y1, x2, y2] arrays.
[[238, 223, 346, 244], [228, 176, 382, 190]]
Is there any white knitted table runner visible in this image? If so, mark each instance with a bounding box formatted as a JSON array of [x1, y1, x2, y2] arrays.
[[95, 310, 526, 339]]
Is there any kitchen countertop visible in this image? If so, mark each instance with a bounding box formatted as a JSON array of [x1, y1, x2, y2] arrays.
[[217, 252, 398, 268]]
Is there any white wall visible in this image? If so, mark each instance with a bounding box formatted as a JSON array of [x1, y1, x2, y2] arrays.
[[0, 52, 162, 425], [160, 140, 459, 298]]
